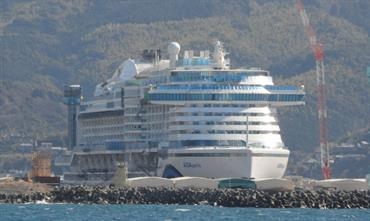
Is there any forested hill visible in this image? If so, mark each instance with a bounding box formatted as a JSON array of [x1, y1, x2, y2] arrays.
[[0, 0, 369, 153]]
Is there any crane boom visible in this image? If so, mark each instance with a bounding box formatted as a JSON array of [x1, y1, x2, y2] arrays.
[[296, 0, 331, 179]]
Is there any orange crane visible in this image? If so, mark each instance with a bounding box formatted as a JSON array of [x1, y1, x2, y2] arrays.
[[296, 0, 331, 179]]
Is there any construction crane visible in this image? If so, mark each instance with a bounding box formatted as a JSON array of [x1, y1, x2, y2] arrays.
[[296, 0, 331, 179]]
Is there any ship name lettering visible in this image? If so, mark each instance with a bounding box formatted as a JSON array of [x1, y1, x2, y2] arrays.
[[183, 162, 201, 168]]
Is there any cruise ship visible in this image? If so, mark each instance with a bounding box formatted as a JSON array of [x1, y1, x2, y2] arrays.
[[63, 41, 305, 183]]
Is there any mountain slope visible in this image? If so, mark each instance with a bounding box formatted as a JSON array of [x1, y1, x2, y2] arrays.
[[0, 0, 369, 154]]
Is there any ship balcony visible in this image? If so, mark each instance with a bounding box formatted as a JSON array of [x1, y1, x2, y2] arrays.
[[169, 124, 280, 132], [148, 92, 304, 106]]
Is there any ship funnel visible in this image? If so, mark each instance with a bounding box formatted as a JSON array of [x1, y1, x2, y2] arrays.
[[168, 42, 180, 69], [212, 40, 229, 69]]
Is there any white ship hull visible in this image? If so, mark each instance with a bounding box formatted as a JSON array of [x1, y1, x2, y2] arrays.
[[158, 148, 289, 179]]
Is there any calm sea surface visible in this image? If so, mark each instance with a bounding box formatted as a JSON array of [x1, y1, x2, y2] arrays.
[[0, 204, 369, 221]]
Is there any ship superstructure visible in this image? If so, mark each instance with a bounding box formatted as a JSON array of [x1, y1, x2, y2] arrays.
[[64, 41, 304, 184]]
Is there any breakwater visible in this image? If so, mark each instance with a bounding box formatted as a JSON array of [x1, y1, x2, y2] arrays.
[[1, 186, 370, 208]]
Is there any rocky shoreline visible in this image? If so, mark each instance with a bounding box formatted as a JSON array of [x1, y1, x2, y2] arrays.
[[1, 185, 370, 208]]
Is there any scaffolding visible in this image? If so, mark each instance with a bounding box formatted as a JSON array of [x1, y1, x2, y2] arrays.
[[30, 150, 52, 178]]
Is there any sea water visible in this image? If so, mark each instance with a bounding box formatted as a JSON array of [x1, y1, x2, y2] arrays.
[[0, 204, 369, 221]]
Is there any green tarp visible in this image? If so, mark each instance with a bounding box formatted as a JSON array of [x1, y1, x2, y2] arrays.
[[218, 178, 256, 189]]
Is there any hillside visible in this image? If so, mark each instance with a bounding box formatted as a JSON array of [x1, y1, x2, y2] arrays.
[[0, 0, 369, 159]]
